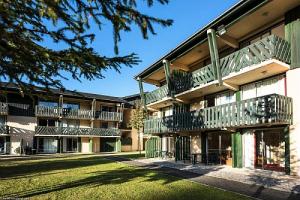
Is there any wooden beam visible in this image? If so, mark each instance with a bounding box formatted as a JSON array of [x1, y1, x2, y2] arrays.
[[218, 34, 239, 48], [207, 29, 222, 86], [146, 78, 161, 86], [174, 98, 189, 104], [223, 82, 239, 91]]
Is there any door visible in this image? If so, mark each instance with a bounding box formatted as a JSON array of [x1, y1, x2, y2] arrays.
[[66, 138, 78, 152], [0, 137, 5, 154], [39, 138, 57, 153], [255, 130, 285, 172], [100, 138, 116, 152]]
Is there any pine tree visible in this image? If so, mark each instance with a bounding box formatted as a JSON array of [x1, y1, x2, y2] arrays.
[[0, 0, 172, 93]]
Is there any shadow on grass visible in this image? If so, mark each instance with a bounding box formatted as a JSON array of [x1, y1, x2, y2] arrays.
[[3, 163, 179, 199], [0, 156, 111, 179]]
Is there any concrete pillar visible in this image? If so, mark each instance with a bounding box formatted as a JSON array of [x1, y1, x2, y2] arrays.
[[286, 68, 300, 176]]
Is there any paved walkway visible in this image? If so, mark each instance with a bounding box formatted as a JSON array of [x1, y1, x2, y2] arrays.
[[107, 156, 300, 200]]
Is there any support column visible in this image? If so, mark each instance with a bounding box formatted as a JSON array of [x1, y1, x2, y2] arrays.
[[207, 29, 222, 85], [284, 126, 290, 175], [162, 59, 173, 97], [89, 138, 93, 153], [285, 6, 300, 69], [137, 77, 147, 111], [232, 132, 243, 168]]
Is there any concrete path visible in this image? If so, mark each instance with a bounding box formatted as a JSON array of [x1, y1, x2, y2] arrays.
[[106, 156, 300, 200]]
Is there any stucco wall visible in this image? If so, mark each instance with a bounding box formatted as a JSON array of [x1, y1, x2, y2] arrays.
[[93, 137, 100, 153], [191, 135, 201, 153], [7, 116, 37, 155], [80, 120, 91, 128], [81, 137, 90, 153], [287, 68, 300, 176]]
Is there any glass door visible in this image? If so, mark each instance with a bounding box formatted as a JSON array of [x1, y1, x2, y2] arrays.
[[0, 137, 5, 154], [255, 130, 285, 172], [66, 138, 78, 152]]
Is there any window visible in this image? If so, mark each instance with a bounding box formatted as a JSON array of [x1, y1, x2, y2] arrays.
[[101, 122, 108, 128], [241, 75, 285, 100], [38, 119, 58, 127], [39, 101, 58, 107], [101, 106, 115, 112], [63, 103, 79, 110]]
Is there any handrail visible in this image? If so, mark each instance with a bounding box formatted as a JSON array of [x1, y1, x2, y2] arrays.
[[144, 94, 293, 134]]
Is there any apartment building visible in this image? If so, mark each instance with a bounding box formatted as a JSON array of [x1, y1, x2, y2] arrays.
[[136, 0, 300, 176], [0, 83, 140, 154]]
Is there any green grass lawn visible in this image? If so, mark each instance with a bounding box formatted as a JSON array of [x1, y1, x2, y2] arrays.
[[0, 154, 249, 200]]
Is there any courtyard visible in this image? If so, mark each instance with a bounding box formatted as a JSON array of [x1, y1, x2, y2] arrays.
[[0, 153, 249, 200]]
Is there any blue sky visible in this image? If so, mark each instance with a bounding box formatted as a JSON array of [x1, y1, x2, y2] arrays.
[[58, 0, 239, 97]]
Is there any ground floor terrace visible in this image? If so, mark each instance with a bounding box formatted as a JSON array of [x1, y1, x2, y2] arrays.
[[34, 136, 121, 154], [145, 125, 294, 175]]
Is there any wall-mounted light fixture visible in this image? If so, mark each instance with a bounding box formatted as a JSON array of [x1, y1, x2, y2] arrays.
[[217, 25, 226, 36]]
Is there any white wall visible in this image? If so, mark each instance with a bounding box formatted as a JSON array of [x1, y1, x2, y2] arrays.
[[7, 116, 36, 155], [243, 130, 255, 168], [81, 137, 90, 153], [286, 68, 300, 176]]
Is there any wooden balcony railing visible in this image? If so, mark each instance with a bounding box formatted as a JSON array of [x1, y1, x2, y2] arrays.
[[144, 94, 293, 134], [35, 106, 123, 121], [0, 124, 9, 135], [96, 111, 123, 121], [8, 103, 35, 116], [145, 35, 291, 105], [35, 126, 121, 136], [145, 84, 168, 105], [62, 108, 94, 120], [35, 106, 61, 117], [0, 102, 8, 115]]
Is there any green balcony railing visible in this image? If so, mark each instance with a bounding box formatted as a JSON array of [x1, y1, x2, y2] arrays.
[[145, 84, 168, 105], [35, 106, 123, 121], [144, 94, 293, 134], [0, 102, 8, 115], [95, 111, 123, 121], [62, 108, 94, 120], [0, 124, 9, 135], [35, 105, 61, 117], [173, 35, 291, 94], [35, 126, 121, 136], [145, 35, 291, 105]]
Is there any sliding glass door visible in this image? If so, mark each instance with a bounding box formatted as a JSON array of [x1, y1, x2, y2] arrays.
[[255, 129, 285, 172]]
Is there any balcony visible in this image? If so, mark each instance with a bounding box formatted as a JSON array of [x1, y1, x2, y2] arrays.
[[95, 111, 123, 121], [0, 102, 8, 115], [35, 106, 61, 117], [35, 126, 121, 136], [62, 108, 94, 120], [145, 35, 291, 107], [145, 84, 169, 105], [35, 106, 123, 121], [0, 124, 9, 135], [144, 94, 293, 134]]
